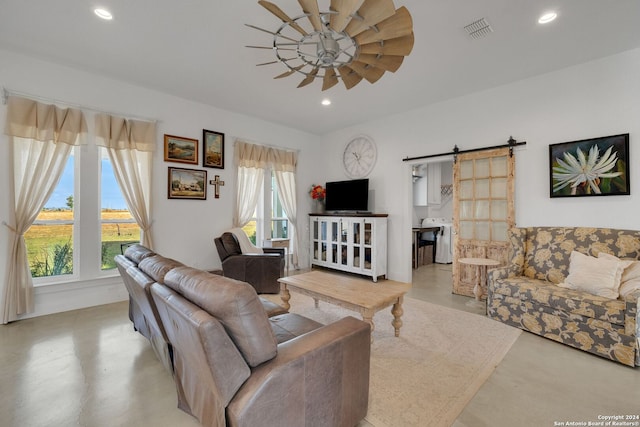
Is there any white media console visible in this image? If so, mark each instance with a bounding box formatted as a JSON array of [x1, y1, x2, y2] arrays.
[[309, 213, 388, 281]]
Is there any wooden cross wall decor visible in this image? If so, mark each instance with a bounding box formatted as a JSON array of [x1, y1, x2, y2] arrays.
[[209, 175, 225, 199]]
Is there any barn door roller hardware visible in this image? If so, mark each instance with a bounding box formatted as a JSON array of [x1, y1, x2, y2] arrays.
[[403, 136, 526, 163]]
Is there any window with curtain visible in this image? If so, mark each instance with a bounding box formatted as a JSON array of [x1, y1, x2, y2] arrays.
[[241, 170, 289, 245], [23, 153, 76, 278], [2, 97, 155, 323], [21, 124, 145, 279], [100, 148, 140, 270], [235, 140, 299, 267]]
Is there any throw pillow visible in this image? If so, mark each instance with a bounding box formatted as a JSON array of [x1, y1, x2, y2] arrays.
[[557, 251, 624, 299], [598, 252, 640, 298]]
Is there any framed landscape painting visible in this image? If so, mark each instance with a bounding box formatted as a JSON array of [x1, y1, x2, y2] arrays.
[[164, 134, 198, 164], [168, 167, 207, 200], [203, 129, 224, 169], [549, 133, 629, 198]]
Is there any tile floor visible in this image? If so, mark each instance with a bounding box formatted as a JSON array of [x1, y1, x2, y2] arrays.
[[0, 264, 638, 427]]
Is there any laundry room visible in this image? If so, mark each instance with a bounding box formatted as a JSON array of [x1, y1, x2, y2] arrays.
[[411, 160, 453, 268]]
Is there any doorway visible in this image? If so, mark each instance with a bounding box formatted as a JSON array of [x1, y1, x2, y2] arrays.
[[411, 160, 454, 267]]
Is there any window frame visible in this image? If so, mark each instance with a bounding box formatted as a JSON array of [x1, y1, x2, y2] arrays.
[[28, 122, 140, 286], [29, 148, 79, 284], [244, 168, 289, 246]]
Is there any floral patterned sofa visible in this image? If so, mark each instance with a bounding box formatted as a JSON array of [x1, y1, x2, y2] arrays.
[[487, 227, 640, 366]]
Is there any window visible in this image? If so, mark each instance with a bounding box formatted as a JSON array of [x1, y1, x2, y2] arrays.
[[24, 152, 75, 278], [270, 173, 288, 239], [23, 130, 140, 282], [100, 149, 140, 270], [241, 170, 288, 246]]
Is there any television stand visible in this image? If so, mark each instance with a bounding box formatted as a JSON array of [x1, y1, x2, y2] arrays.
[[309, 213, 388, 281]]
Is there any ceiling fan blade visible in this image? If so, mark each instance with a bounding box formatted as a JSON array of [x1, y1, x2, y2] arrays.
[[356, 54, 404, 72], [355, 6, 413, 45], [322, 67, 339, 91], [329, 0, 365, 33], [298, 0, 322, 31], [297, 67, 320, 88], [246, 45, 298, 52], [343, 0, 395, 37], [257, 58, 296, 66], [359, 33, 414, 56], [244, 24, 300, 43], [337, 66, 363, 90], [347, 61, 385, 83], [274, 64, 305, 79], [258, 0, 308, 36]]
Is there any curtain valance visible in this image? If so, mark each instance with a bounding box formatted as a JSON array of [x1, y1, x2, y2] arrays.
[[95, 113, 156, 152], [4, 96, 87, 145], [235, 140, 297, 171]]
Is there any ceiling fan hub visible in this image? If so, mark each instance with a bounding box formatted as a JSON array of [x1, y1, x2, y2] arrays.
[[317, 36, 340, 65]]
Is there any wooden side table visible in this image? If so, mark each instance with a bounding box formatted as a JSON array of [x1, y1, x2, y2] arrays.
[[459, 257, 501, 301]]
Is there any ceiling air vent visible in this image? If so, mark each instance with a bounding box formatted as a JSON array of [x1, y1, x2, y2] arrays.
[[464, 18, 493, 40]]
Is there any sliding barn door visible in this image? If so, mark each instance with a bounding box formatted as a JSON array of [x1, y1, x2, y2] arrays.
[[452, 147, 515, 296]]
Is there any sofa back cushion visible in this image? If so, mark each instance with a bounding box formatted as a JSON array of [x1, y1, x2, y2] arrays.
[[521, 227, 640, 284], [138, 254, 184, 283], [124, 244, 155, 264], [163, 266, 277, 367], [215, 232, 242, 261]]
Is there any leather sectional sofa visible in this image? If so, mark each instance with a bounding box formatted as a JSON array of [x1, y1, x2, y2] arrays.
[[115, 244, 371, 427], [487, 227, 640, 366]]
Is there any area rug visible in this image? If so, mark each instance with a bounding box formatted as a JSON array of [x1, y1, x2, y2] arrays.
[[264, 294, 521, 427]]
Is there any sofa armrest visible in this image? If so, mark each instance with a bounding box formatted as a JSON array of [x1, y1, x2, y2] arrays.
[[488, 264, 521, 283], [623, 289, 640, 337], [227, 316, 371, 427]]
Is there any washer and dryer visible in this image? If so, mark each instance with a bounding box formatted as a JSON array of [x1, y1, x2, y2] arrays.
[[421, 217, 453, 264]]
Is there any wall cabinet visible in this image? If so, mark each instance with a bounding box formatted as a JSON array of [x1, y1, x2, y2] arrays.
[[413, 163, 441, 206], [309, 214, 387, 281]]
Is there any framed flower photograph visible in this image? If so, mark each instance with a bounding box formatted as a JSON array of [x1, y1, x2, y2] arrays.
[[168, 167, 207, 200], [549, 133, 629, 198], [203, 129, 224, 169], [164, 134, 198, 164]]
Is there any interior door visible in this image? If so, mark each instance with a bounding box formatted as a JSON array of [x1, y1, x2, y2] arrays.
[[452, 147, 515, 296]]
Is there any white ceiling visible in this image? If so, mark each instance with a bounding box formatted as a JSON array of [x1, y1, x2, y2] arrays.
[[1, 0, 639, 135]]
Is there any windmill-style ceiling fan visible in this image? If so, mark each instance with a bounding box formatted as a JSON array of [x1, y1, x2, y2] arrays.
[[246, 0, 414, 91]]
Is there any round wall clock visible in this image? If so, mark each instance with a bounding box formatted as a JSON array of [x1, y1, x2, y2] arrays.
[[342, 135, 377, 178]]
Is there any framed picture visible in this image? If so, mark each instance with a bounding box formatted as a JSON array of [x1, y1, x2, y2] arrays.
[[203, 129, 225, 169], [549, 133, 629, 198], [164, 134, 198, 164], [168, 167, 207, 200]]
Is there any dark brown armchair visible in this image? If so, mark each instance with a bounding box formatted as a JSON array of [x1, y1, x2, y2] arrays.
[[214, 232, 284, 294]]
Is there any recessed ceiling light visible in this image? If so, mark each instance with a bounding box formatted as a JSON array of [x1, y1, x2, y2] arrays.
[[321, 99, 331, 106], [538, 12, 557, 24], [94, 8, 113, 20]]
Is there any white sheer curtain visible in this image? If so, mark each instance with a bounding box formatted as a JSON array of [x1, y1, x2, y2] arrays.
[[2, 96, 87, 323], [272, 150, 299, 267], [234, 141, 268, 227], [234, 140, 299, 264], [95, 114, 156, 249]]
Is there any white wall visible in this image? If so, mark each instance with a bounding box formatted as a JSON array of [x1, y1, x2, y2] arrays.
[[322, 48, 640, 283], [0, 48, 322, 318], [3, 46, 640, 317]]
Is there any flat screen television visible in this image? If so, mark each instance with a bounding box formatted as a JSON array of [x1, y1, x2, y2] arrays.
[[324, 179, 369, 212]]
